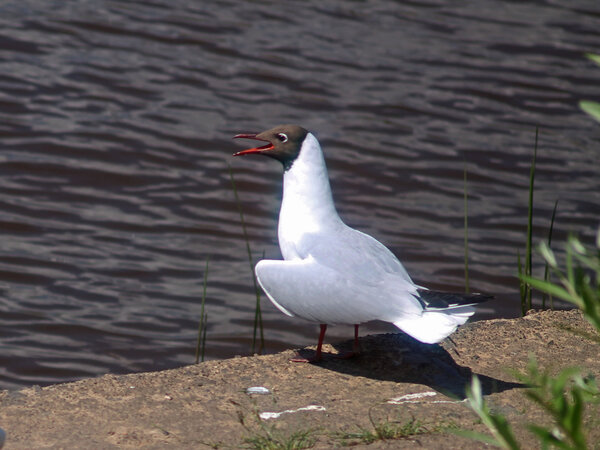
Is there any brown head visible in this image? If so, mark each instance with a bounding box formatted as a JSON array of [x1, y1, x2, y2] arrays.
[[233, 124, 309, 170]]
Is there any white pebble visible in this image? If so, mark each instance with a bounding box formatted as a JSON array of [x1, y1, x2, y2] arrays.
[[259, 405, 326, 420], [246, 386, 270, 395]]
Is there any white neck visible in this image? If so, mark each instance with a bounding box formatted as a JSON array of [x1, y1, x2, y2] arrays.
[[278, 133, 342, 258]]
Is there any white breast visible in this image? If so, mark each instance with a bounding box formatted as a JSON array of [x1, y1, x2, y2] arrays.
[[277, 133, 342, 260]]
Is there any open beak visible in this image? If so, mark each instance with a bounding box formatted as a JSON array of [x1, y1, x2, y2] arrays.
[[232, 134, 274, 156]]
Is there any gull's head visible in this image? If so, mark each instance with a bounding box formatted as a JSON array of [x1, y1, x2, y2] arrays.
[[233, 124, 308, 169]]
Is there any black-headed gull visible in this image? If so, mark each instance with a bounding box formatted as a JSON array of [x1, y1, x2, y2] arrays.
[[233, 125, 490, 362]]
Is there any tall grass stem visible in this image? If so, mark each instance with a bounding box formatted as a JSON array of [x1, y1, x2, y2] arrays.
[[252, 250, 266, 354], [201, 312, 207, 361], [195, 257, 209, 364]]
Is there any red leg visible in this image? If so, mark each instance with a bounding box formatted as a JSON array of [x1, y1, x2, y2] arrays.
[[290, 324, 327, 363], [314, 323, 327, 360]]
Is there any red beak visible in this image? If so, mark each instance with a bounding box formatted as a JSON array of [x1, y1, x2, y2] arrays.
[[232, 133, 274, 156]]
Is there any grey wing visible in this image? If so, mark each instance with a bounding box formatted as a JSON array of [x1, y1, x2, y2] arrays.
[[255, 256, 422, 325], [298, 225, 415, 288]]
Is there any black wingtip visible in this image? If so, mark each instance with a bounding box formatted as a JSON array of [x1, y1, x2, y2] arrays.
[[416, 289, 493, 309]]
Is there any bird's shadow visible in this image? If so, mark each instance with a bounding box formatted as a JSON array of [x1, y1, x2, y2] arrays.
[[294, 332, 524, 399]]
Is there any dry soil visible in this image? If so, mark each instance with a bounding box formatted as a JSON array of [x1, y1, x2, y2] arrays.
[[1, 309, 599, 449]]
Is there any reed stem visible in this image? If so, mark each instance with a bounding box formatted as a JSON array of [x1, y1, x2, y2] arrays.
[[195, 257, 209, 364], [252, 250, 265, 354], [518, 250, 526, 315]]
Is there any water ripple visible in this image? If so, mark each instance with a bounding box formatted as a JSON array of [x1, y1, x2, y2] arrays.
[[0, 0, 598, 389]]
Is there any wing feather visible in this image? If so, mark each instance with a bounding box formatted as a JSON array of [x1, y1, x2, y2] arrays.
[[255, 256, 421, 325]]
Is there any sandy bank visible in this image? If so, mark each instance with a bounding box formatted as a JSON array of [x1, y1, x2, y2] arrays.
[[1, 310, 598, 449]]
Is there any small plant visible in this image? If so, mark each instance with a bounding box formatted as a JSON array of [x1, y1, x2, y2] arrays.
[[335, 408, 429, 446], [518, 358, 599, 450], [243, 429, 316, 450], [522, 232, 600, 333], [461, 360, 600, 450], [237, 401, 316, 450], [461, 232, 600, 449], [457, 375, 520, 449]]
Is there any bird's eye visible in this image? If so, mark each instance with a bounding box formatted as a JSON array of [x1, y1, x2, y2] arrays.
[[276, 133, 288, 143]]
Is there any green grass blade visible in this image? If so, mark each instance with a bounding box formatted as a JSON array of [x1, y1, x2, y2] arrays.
[[195, 257, 210, 364], [201, 312, 207, 362], [579, 101, 600, 123], [527, 425, 571, 450], [520, 275, 575, 305], [566, 237, 575, 288], [584, 53, 600, 66], [464, 376, 521, 450]]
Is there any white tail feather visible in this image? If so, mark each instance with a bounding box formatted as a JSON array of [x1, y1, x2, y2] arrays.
[[393, 305, 475, 344]]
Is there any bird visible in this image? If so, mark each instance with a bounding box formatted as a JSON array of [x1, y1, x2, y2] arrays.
[[233, 124, 491, 362]]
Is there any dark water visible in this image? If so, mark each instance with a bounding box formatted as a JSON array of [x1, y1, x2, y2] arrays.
[[1, 0, 599, 390]]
